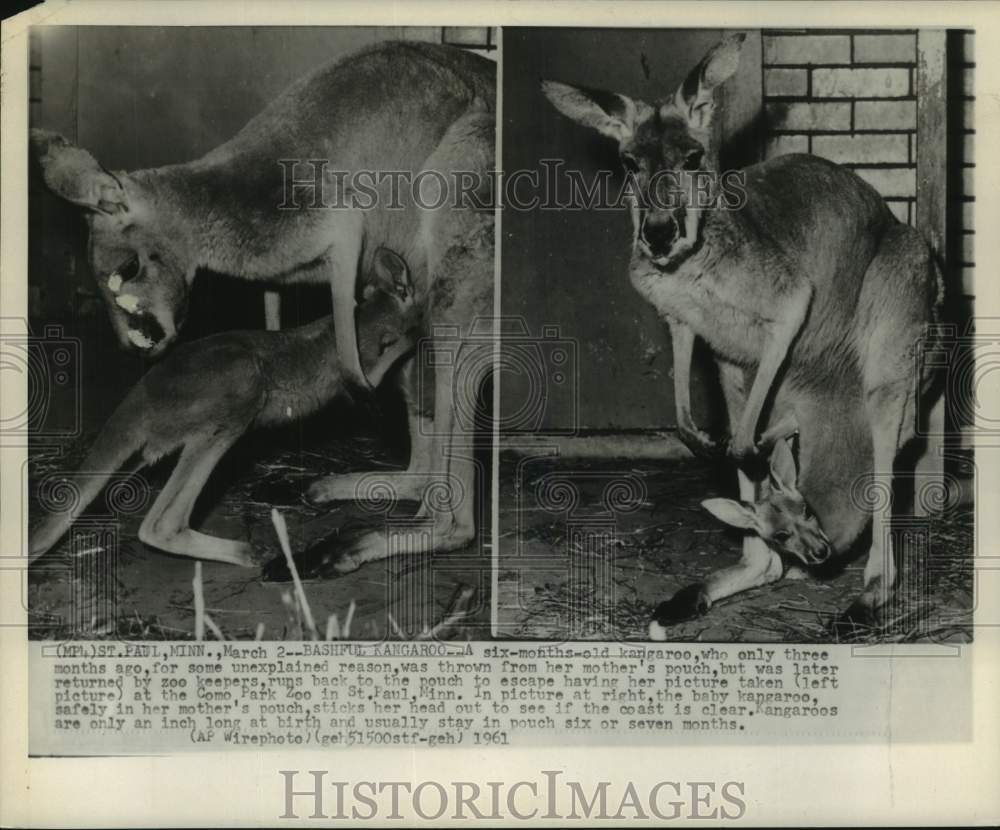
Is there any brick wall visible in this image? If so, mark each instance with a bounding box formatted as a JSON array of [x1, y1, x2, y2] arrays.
[[762, 29, 975, 446], [762, 29, 975, 303], [950, 31, 974, 305], [762, 30, 919, 226]]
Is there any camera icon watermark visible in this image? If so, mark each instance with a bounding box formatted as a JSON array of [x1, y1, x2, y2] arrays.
[[916, 319, 999, 438], [0, 321, 81, 446], [497, 318, 578, 435], [414, 317, 495, 438], [345, 470, 489, 641]]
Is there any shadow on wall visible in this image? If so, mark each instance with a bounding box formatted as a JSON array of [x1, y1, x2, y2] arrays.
[[500, 28, 740, 434]]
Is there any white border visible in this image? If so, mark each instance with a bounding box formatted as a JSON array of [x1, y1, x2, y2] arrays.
[[2, 2, 999, 826]]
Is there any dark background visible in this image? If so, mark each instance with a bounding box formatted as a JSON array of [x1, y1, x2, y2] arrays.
[[500, 28, 761, 433], [28, 26, 496, 434]]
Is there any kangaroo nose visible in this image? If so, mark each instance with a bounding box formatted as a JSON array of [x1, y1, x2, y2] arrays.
[[814, 539, 833, 563]]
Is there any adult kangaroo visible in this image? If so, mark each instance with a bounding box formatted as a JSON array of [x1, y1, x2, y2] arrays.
[[32, 40, 496, 575], [267, 108, 496, 579], [542, 33, 943, 632]]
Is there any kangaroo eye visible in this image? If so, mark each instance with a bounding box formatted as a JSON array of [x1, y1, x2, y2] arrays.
[[683, 149, 704, 171], [118, 256, 140, 281], [621, 153, 640, 173], [772, 531, 792, 543], [379, 333, 396, 355]]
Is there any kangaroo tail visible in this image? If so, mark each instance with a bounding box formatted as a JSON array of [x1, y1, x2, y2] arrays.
[[28, 393, 146, 563]]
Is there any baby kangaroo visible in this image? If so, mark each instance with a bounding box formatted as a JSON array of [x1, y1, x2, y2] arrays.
[[649, 418, 833, 641], [29, 249, 419, 567]]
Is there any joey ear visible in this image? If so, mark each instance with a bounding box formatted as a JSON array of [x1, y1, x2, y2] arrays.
[[541, 80, 638, 143], [30, 129, 128, 215], [701, 497, 759, 531], [768, 437, 798, 493], [372, 247, 412, 302], [673, 32, 746, 129]]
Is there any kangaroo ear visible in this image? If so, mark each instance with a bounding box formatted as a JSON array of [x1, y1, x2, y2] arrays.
[[701, 497, 759, 531], [541, 80, 638, 144], [768, 437, 798, 493], [31, 129, 128, 215], [372, 247, 411, 302], [673, 32, 746, 130]]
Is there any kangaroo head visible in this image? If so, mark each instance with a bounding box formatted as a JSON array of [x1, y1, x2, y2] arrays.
[[701, 437, 832, 567], [541, 33, 745, 266], [354, 247, 421, 386], [31, 130, 195, 358]]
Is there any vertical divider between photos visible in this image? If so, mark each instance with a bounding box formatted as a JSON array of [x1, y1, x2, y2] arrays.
[[491, 26, 503, 638]]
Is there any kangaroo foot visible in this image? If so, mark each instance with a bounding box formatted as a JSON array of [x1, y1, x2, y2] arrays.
[[306, 477, 364, 505], [648, 583, 711, 640], [306, 472, 425, 506], [140, 528, 255, 568], [261, 521, 370, 581], [828, 577, 892, 641], [261, 517, 475, 581], [827, 596, 882, 641]]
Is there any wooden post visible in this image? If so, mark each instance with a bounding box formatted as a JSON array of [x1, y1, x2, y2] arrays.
[[915, 30, 948, 516], [264, 289, 281, 331]]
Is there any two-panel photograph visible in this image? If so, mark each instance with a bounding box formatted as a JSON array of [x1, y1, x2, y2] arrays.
[[24, 25, 973, 645], [3, 7, 994, 827]]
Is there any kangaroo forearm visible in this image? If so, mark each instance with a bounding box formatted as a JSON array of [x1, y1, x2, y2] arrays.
[[669, 320, 696, 426], [733, 285, 812, 447]]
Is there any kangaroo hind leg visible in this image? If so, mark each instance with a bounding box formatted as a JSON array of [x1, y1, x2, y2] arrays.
[[837, 337, 918, 636], [29, 413, 144, 563], [833, 378, 913, 638], [271, 334, 478, 581], [138, 431, 254, 567], [306, 356, 432, 505]]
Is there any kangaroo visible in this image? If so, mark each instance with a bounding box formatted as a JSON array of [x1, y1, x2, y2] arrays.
[[31, 40, 496, 574], [28, 249, 419, 568], [266, 109, 497, 579], [542, 33, 943, 631], [648, 409, 836, 640]]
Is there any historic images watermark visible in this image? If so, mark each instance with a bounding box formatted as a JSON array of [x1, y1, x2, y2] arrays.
[[278, 769, 747, 821], [276, 159, 749, 213]]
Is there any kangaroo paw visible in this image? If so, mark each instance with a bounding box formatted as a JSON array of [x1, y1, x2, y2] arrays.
[[677, 424, 725, 458], [262, 524, 359, 581], [648, 583, 711, 640], [261, 521, 401, 581]]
